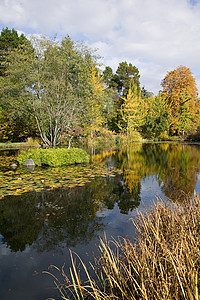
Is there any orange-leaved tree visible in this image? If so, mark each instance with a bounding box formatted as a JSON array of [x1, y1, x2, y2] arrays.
[[161, 66, 199, 135]]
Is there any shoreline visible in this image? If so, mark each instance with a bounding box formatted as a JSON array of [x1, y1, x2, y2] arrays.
[[1, 139, 200, 150]]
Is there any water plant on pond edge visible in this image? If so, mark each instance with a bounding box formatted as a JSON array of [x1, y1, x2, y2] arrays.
[[46, 193, 200, 299], [17, 148, 89, 167]]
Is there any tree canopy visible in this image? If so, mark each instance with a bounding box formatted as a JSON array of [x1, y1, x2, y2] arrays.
[[0, 27, 31, 77], [161, 66, 199, 134], [1, 34, 98, 146], [0, 28, 199, 145]]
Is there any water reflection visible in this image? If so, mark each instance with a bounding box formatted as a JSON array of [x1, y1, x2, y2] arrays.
[[1, 143, 200, 299], [1, 143, 199, 252], [114, 143, 200, 202], [0, 174, 140, 252]]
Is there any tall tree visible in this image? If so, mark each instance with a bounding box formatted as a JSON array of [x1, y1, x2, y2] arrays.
[[0, 28, 37, 141], [120, 79, 146, 139], [116, 61, 140, 96], [103, 66, 114, 87], [85, 66, 106, 138], [103, 66, 123, 93], [161, 66, 199, 134], [0, 27, 30, 77], [142, 93, 169, 139], [141, 86, 154, 99], [1, 35, 97, 147]]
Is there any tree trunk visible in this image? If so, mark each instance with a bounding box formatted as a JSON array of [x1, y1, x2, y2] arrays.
[[68, 136, 73, 149]]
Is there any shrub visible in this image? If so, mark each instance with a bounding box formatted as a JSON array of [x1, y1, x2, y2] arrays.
[[17, 148, 89, 167], [17, 148, 42, 166]]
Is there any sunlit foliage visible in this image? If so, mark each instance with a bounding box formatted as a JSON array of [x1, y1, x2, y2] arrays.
[[161, 66, 199, 134]]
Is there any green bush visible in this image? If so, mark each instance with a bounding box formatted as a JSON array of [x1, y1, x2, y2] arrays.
[[17, 148, 42, 166], [17, 148, 89, 167]]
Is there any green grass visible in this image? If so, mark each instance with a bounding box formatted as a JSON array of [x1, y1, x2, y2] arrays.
[[17, 148, 90, 167], [46, 193, 200, 299]]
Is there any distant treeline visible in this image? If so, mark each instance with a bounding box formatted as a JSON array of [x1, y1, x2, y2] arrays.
[[0, 28, 199, 147]]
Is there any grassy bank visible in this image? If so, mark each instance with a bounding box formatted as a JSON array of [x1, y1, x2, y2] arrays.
[[0, 142, 31, 149], [0, 137, 41, 149], [47, 194, 200, 299]]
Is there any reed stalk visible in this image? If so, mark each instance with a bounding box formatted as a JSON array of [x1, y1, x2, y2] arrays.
[[46, 193, 200, 299]]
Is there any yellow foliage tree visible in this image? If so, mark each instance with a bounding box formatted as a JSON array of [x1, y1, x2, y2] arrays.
[[161, 66, 199, 134], [86, 66, 106, 138], [121, 79, 147, 140]]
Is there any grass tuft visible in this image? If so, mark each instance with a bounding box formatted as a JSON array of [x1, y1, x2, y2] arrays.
[[47, 193, 200, 299]]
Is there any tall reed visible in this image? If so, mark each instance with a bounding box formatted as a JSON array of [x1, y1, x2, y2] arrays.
[[46, 193, 200, 299]]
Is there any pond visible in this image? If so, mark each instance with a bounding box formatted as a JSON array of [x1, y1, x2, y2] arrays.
[[0, 143, 200, 299]]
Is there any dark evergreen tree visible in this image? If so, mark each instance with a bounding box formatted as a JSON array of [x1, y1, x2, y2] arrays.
[[116, 61, 140, 96], [0, 27, 31, 76]]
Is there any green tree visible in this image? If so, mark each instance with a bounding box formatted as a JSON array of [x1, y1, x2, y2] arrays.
[[141, 86, 154, 99], [116, 61, 140, 97], [1, 35, 97, 147], [102, 62, 141, 133], [0, 27, 30, 77], [103, 66, 114, 87], [0, 28, 37, 142], [142, 93, 169, 139]]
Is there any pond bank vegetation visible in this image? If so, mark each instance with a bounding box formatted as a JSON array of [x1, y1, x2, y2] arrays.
[[17, 148, 89, 167], [48, 193, 200, 299]]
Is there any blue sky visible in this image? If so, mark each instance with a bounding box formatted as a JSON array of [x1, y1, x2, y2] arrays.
[[0, 0, 200, 95]]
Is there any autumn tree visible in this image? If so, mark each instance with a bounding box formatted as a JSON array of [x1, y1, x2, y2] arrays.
[[161, 66, 199, 134], [85, 66, 106, 138], [120, 79, 146, 139], [103, 62, 141, 133]]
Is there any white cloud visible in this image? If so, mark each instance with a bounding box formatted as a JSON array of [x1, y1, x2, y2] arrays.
[[0, 0, 200, 94]]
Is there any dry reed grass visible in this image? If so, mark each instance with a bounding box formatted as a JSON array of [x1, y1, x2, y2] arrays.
[[45, 193, 200, 299]]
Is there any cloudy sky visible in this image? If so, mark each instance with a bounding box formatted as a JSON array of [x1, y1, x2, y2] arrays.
[[0, 0, 200, 95]]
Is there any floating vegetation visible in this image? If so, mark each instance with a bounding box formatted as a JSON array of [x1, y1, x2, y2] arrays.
[[0, 156, 121, 199]]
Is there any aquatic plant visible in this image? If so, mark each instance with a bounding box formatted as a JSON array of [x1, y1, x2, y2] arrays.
[[46, 193, 200, 299]]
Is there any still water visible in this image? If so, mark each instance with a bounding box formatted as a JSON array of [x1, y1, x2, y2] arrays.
[[0, 143, 200, 299]]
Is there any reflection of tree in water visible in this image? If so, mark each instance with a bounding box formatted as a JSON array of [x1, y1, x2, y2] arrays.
[[161, 145, 200, 201], [114, 143, 200, 203], [90, 149, 142, 213], [1, 143, 199, 252], [143, 143, 200, 201], [0, 174, 140, 252], [0, 186, 102, 252], [0, 193, 42, 251], [88, 174, 140, 214], [114, 144, 144, 206], [0, 149, 18, 172]]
